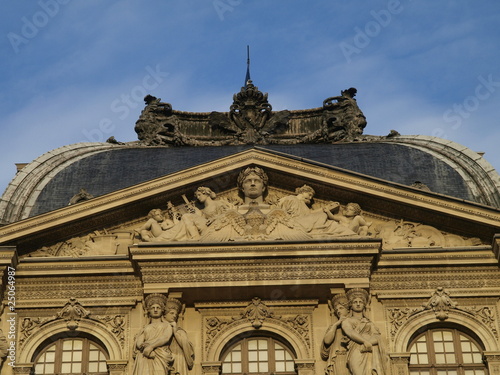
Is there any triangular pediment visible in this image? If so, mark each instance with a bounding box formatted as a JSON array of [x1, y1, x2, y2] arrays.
[[1, 148, 499, 256]]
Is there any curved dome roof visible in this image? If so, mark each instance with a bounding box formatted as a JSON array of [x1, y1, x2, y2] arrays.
[[1, 135, 499, 225]]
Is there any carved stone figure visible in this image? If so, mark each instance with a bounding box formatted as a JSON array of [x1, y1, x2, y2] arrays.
[[183, 189, 239, 242], [277, 185, 355, 237], [133, 294, 194, 375], [341, 289, 388, 375], [138, 208, 182, 242], [135, 85, 366, 146], [328, 203, 371, 236], [68, 188, 94, 205], [136, 168, 375, 243], [321, 294, 349, 375], [322, 88, 367, 142]]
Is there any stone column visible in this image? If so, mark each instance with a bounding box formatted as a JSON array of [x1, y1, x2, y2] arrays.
[[295, 359, 315, 375], [201, 361, 222, 375], [484, 353, 500, 375], [107, 360, 128, 375], [390, 353, 410, 375]]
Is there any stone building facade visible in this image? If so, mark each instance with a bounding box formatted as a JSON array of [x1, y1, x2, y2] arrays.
[[0, 82, 499, 375]]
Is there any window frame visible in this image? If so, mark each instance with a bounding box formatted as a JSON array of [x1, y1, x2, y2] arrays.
[[221, 335, 297, 375], [33, 336, 109, 375], [408, 327, 487, 375]]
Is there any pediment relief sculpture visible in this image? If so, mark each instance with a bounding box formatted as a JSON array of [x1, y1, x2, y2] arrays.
[[135, 168, 361, 243], [24, 166, 485, 257]]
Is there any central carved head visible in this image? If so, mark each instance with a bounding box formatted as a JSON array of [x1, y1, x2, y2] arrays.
[[237, 166, 268, 200]]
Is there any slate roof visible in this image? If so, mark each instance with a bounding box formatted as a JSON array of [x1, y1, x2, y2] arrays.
[[28, 143, 472, 217], [2, 135, 499, 225]]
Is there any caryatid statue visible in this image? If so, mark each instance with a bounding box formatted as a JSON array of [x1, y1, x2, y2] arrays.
[[341, 289, 388, 375], [133, 294, 194, 375], [321, 293, 349, 375]]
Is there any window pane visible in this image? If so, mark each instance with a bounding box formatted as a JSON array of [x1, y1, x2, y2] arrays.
[[45, 364, 54, 374], [445, 354, 455, 363], [473, 353, 483, 363], [248, 351, 258, 361], [418, 354, 429, 364], [463, 353, 473, 363], [248, 362, 258, 372], [89, 362, 98, 372], [417, 342, 427, 352], [100, 362, 108, 372], [72, 363, 82, 373], [62, 351, 73, 362], [222, 363, 231, 373], [286, 361, 295, 372], [435, 342, 444, 352], [435, 354, 446, 364], [63, 340, 73, 350], [89, 350, 99, 361], [233, 363, 242, 373], [442, 331, 453, 340], [61, 363, 71, 373], [248, 340, 258, 350], [259, 362, 269, 372], [45, 351, 55, 362], [276, 362, 285, 372], [35, 364, 44, 374], [232, 351, 241, 361], [444, 342, 454, 352], [260, 351, 268, 361], [259, 339, 268, 350]]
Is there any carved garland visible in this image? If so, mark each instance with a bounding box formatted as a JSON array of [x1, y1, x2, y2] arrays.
[[386, 288, 499, 339], [18, 298, 128, 349], [203, 298, 313, 357]]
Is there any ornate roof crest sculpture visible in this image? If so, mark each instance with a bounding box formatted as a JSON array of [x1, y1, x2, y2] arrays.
[[134, 83, 367, 146]]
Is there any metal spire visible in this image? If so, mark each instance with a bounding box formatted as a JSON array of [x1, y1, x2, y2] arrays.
[[245, 45, 251, 86]]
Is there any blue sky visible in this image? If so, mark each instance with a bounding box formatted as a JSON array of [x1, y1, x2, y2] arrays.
[[1, 1, 499, 195]]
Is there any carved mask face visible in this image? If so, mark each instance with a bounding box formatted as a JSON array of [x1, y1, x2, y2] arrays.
[[343, 205, 357, 217], [299, 192, 314, 204], [148, 304, 164, 318], [350, 297, 365, 313], [241, 173, 265, 199], [152, 212, 164, 222], [165, 309, 178, 323], [195, 191, 208, 203], [334, 304, 349, 318]]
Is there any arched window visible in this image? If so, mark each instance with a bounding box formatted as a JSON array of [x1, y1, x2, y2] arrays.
[[34, 337, 109, 375], [408, 327, 487, 375], [221, 336, 296, 375]]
